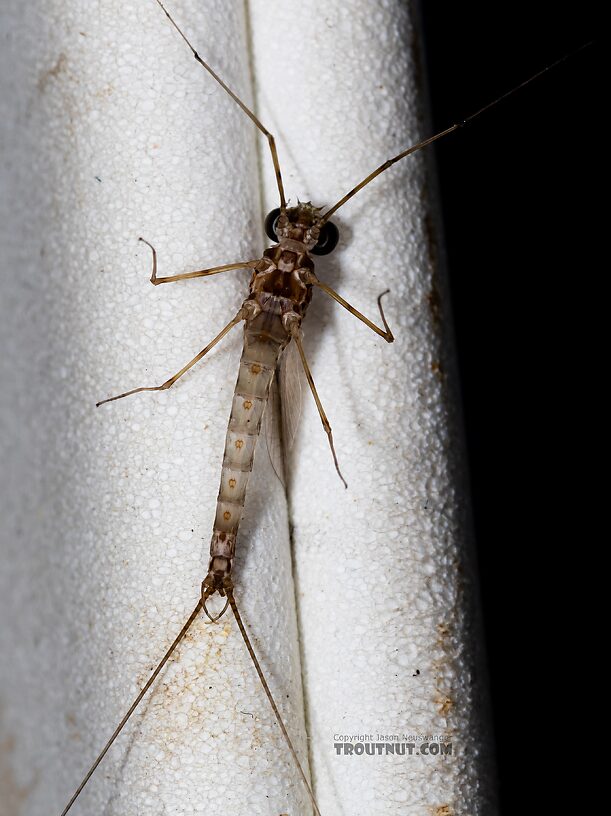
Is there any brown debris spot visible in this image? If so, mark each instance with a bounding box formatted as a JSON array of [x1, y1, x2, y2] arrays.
[[427, 280, 442, 327], [423, 211, 440, 269], [431, 360, 444, 379], [0, 709, 38, 815], [437, 622, 451, 642], [228, 478, 236, 489], [38, 53, 67, 93], [250, 363, 261, 375], [243, 399, 253, 410], [223, 511, 231, 521], [235, 439, 244, 450], [435, 694, 454, 717], [433, 806, 453, 816]]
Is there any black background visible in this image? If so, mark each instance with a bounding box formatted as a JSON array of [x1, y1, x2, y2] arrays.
[[419, 2, 596, 812]]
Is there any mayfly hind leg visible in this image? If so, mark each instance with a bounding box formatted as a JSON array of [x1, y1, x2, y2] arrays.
[[291, 279, 393, 487], [96, 309, 246, 406]]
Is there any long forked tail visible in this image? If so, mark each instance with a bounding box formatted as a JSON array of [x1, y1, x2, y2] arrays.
[[59, 600, 203, 816], [58, 594, 321, 815], [227, 588, 322, 816]]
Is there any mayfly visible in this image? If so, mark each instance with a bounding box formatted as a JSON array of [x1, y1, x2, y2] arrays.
[[41, 3, 590, 815]]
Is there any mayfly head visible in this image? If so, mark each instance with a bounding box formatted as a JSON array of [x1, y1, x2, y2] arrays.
[[264, 202, 339, 256]]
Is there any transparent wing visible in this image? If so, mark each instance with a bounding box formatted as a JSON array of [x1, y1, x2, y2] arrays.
[[278, 337, 303, 454], [264, 338, 304, 487], [264, 372, 286, 487]]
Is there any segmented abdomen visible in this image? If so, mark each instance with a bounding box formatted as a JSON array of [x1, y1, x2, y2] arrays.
[[207, 301, 289, 583]]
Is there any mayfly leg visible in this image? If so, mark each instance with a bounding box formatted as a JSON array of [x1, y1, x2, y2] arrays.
[[140, 237, 257, 286], [95, 306, 246, 406]]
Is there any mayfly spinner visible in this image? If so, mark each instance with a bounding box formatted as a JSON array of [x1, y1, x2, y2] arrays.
[[56, 2, 589, 814]]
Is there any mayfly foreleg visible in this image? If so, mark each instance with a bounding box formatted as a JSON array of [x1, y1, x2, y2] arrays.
[[289, 328, 348, 489], [311, 277, 394, 342], [153, 0, 287, 210], [95, 309, 246, 406], [139, 237, 258, 286]]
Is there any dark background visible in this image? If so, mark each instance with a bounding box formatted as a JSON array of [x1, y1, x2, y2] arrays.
[[419, 2, 596, 812]]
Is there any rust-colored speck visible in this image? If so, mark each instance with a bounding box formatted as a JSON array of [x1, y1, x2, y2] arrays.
[[423, 210, 440, 272], [437, 622, 450, 641], [223, 511, 231, 521], [0, 709, 38, 816], [433, 806, 453, 816], [243, 399, 253, 410], [235, 439, 244, 449], [431, 360, 444, 379], [228, 478, 236, 489], [95, 84, 115, 101], [435, 694, 454, 717], [427, 281, 442, 327], [37, 53, 67, 93], [250, 363, 261, 375]]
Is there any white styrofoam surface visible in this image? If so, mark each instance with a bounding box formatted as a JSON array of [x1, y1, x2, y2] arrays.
[[0, 1, 492, 816]]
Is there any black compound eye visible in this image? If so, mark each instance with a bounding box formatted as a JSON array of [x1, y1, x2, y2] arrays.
[[264, 208, 282, 242], [311, 221, 339, 255]]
